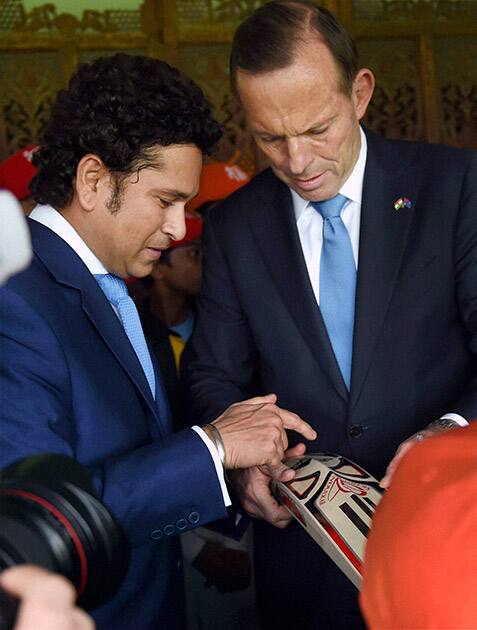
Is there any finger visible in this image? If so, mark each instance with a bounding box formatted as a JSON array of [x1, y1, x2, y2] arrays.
[[260, 444, 309, 480], [284, 443, 307, 458], [259, 462, 295, 482], [243, 497, 292, 529], [380, 441, 414, 488], [72, 607, 95, 630], [1, 567, 84, 630], [258, 493, 294, 527], [239, 468, 293, 527], [380, 462, 396, 490], [239, 393, 277, 406], [380, 458, 399, 489], [0, 566, 76, 606], [280, 426, 289, 452], [273, 514, 294, 529], [279, 410, 317, 441]]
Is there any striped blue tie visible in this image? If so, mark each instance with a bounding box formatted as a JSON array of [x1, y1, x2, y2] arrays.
[[95, 274, 156, 398], [312, 194, 356, 389]]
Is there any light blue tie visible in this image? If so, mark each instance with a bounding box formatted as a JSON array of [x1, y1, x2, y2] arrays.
[[95, 274, 156, 398], [312, 194, 356, 389]]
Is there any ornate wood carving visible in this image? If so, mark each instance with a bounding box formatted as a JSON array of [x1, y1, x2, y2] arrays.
[[0, 0, 476, 162], [177, 0, 266, 25], [434, 35, 477, 148], [3, 1, 141, 34], [352, 0, 477, 22], [180, 43, 255, 171], [0, 52, 62, 155], [358, 38, 423, 140]]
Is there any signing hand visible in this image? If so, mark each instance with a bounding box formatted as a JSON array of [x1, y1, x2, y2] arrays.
[[212, 394, 316, 470], [229, 443, 309, 529]]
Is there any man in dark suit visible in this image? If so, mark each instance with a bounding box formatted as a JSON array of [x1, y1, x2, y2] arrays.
[[184, 2, 477, 628], [0, 53, 316, 630]]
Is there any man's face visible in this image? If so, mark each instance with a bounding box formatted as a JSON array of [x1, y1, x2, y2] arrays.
[[158, 241, 203, 297], [91, 144, 202, 278], [237, 38, 372, 202]]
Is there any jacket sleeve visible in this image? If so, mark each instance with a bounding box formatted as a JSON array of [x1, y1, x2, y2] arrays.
[[0, 288, 228, 546], [449, 151, 477, 420]]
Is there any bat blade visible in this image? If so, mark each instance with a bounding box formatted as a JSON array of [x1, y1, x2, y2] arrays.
[[272, 453, 383, 589]]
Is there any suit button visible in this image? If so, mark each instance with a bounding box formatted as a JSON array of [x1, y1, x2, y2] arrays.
[[349, 424, 363, 438], [176, 518, 188, 531], [188, 511, 200, 525], [164, 524, 175, 536], [151, 529, 162, 540]]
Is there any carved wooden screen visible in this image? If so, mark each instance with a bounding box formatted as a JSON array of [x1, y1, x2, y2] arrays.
[[350, 0, 477, 149], [1, 0, 476, 169]]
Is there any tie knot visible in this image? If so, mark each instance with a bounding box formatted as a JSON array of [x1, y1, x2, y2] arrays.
[[312, 194, 348, 220], [95, 273, 129, 306]]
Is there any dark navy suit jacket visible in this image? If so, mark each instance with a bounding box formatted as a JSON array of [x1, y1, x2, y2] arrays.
[[184, 130, 477, 629], [0, 220, 228, 629]]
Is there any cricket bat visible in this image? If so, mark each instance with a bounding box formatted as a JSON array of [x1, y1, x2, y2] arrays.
[[271, 453, 383, 589]]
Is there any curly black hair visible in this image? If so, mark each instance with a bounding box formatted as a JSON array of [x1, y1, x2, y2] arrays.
[[31, 53, 222, 209]]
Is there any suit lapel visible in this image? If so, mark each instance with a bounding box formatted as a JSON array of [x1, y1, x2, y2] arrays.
[[30, 220, 167, 434], [80, 290, 163, 417], [248, 171, 348, 401], [350, 131, 419, 407]]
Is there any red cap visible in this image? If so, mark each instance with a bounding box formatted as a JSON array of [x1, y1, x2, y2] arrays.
[[360, 423, 477, 629], [187, 161, 250, 213], [0, 145, 38, 201], [169, 213, 203, 249]]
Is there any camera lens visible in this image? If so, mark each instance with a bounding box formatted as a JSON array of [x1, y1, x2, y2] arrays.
[[0, 455, 130, 609]]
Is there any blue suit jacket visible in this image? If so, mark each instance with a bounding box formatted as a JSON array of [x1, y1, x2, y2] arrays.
[[0, 220, 228, 629]]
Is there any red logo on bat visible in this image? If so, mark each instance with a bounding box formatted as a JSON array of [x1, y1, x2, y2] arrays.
[[320, 475, 367, 505]]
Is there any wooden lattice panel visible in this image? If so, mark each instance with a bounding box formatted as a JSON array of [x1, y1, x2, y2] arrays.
[[177, 0, 267, 25], [0, 0, 23, 31], [0, 0, 142, 34], [358, 37, 423, 140], [180, 43, 255, 171], [0, 51, 63, 153], [352, 0, 477, 22], [0, 0, 476, 161], [78, 49, 147, 64], [434, 35, 477, 149], [100, 9, 142, 33]]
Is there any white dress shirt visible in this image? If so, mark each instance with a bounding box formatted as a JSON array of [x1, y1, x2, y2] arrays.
[[30, 204, 231, 504], [292, 126, 366, 303], [290, 129, 466, 427]]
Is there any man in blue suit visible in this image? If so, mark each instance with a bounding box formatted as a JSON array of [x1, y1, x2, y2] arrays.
[[0, 53, 316, 629], [184, 2, 477, 629]]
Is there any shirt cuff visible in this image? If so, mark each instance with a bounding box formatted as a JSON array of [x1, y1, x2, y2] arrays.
[[192, 425, 231, 507], [440, 413, 468, 427]]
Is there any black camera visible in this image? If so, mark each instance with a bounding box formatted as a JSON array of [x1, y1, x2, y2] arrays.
[[0, 454, 130, 628]]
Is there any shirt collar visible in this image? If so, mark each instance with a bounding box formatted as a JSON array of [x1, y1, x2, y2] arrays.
[[29, 204, 108, 275], [291, 126, 367, 222]]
